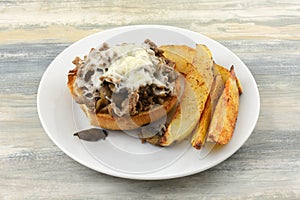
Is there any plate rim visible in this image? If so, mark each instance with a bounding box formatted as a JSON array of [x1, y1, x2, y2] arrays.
[[37, 24, 260, 180]]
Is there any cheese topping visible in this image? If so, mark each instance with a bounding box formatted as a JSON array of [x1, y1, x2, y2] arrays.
[[75, 43, 171, 94], [100, 45, 163, 91], [73, 41, 177, 116]]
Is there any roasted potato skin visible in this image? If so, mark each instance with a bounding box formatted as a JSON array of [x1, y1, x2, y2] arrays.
[[191, 74, 224, 149], [159, 67, 209, 146], [207, 67, 240, 144], [151, 45, 242, 148]]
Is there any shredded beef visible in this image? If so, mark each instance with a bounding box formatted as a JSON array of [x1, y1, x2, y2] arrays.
[[94, 82, 112, 112], [95, 81, 172, 116], [80, 39, 178, 117], [128, 91, 139, 115], [144, 39, 164, 57]]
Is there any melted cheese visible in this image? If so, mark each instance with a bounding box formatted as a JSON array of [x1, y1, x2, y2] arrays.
[[74, 42, 172, 102], [101, 45, 159, 91]]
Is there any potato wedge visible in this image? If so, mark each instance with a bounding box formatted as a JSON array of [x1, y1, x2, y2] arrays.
[[206, 66, 240, 144], [160, 64, 209, 146], [159, 80, 199, 146], [214, 63, 243, 94], [156, 45, 242, 147], [191, 75, 224, 149], [162, 50, 192, 75], [192, 44, 214, 90], [160, 45, 242, 95], [161, 44, 214, 88], [185, 64, 210, 112], [160, 45, 196, 64]]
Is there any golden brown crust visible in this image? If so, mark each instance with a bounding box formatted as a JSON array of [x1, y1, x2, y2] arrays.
[[67, 64, 181, 130], [159, 64, 209, 146], [67, 69, 77, 97], [206, 66, 239, 144], [191, 74, 224, 149], [86, 95, 178, 130]]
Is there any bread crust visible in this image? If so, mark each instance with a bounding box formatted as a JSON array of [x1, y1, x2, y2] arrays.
[[80, 95, 178, 130], [67, 66, 180, 130]]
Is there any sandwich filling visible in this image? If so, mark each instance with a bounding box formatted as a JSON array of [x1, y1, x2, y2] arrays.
[[71, 40, 178, 117]]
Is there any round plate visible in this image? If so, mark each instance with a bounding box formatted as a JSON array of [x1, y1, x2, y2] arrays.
[[37, 25, 260, 180]]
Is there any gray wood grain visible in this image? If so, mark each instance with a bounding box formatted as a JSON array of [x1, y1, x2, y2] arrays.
[[0, 0, 300, 199], [1, 40, 299, 199], [0, 0, 299, 43]]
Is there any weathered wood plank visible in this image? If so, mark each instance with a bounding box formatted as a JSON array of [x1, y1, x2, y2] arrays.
[[0, 129, 299, 199], [1, 40, 299, 132], [0, 0, 300, 198], [0, 43, 68, 94], [0, 0, 299, 43], [0, 39, 299, 198]]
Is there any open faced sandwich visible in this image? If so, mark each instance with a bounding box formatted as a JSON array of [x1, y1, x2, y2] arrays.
[[68, 39, 243, 149]]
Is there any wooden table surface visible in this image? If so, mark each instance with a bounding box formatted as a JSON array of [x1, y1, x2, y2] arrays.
[[1, 0, 299, 199]]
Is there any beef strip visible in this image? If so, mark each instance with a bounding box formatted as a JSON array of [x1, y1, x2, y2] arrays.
[[75, 39, 178, 117]]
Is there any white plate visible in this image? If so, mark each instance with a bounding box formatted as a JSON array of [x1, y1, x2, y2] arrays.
[[37, 25, 260, 180]]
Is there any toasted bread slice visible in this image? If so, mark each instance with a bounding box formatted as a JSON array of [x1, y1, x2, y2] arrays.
[[78, 97, 178, 130], [67, 66, 181, 130]]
